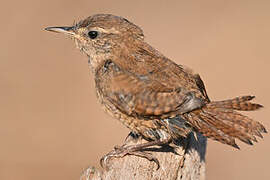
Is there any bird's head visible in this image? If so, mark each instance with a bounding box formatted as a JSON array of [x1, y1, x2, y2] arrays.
[[45, 14, 144, 70]]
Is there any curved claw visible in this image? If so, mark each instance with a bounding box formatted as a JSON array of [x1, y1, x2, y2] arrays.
[[100, 147, 129, 170], [100, 154, 109, 170]]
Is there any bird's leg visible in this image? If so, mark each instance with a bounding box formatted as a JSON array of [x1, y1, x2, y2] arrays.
[[100, 137, 171, 170], [112, 131, 141, 150]]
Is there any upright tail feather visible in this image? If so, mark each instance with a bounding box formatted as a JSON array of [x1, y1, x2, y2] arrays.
[[207, 96, 263, 111], [185, 96, 267, 148]]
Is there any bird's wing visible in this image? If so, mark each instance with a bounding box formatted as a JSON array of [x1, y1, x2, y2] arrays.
[[99, 60, 206, 118]]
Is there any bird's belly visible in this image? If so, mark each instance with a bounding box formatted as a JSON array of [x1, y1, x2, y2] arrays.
[[95, 89, 171, 141]]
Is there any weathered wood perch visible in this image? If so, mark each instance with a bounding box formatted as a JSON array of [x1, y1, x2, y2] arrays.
[[80, 132, 207, 180]]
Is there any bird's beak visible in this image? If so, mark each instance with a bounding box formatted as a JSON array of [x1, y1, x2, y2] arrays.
[[45, 26, 75, 36]]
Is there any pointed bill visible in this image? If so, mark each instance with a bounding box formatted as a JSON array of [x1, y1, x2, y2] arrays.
[[45, 26, 75, 36]]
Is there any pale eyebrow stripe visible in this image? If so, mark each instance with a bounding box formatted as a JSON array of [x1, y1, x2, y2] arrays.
[[91, 27, 120, 34]]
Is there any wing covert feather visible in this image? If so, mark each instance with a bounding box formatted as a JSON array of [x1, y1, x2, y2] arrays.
[[101, 67, 204, 118]]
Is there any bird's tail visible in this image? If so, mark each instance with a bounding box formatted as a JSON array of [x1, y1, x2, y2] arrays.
[[185, 96, 267, 148]]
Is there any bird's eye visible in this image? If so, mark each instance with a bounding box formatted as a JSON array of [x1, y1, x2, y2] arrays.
[[88, 31, 98, 39]]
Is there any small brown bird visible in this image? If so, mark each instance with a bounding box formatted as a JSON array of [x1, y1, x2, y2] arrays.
[[46, 14, 266, 168]]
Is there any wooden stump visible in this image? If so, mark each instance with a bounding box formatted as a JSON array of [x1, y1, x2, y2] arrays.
[[80, 132, 207, 180]]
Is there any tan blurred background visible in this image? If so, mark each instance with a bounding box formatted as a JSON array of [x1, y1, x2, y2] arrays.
[[1, 0, 270, 179]]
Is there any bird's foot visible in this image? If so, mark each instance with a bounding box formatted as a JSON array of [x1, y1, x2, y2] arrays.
[[100, 144, 160, 170]]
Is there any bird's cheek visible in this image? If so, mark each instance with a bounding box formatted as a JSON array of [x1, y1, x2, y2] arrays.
[[73, 34, 87, 44]]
